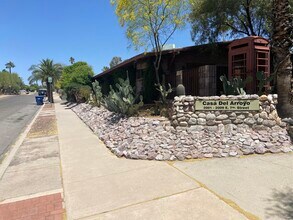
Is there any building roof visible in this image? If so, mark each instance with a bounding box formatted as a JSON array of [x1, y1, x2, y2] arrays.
[[228, 36, 269, 49], [93, 41, 231, 80]]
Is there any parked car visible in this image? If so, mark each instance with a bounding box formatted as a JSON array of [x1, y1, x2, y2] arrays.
[[38, 89, 47, 96]]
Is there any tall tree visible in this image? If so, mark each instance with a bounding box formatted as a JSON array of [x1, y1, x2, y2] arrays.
[[0, 71, 24, 94], [271, 0, 293, 118], [69, 57, 75, 64], [111, 0, 189, 95], [189, 0, 293, 44], [101, 66, 110, 72], [5, 61, 15, 74], [60, 62, 94, 102], [60, 61, 94, 89], [28, 59, 63, 102], [109, 56, 122, 68]]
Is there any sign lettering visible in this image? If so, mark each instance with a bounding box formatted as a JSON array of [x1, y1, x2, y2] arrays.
[[195, 100, 259, 111]]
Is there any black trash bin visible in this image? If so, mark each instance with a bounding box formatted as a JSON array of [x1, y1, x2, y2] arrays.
[[35, 96, 44, 105]]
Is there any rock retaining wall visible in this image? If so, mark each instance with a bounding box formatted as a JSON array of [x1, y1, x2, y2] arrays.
[[72, 102, 292, 161], [283, 118, 293, 141], [172, 94, 287, 131]]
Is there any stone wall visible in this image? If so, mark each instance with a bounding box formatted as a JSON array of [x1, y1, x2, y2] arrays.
[[172, 94, 287, 131], [283, 118, 293, 141]]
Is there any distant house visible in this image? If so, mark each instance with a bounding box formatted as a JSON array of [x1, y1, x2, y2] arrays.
[[93, 36, 271, 103], [93, 42, 229, 103]]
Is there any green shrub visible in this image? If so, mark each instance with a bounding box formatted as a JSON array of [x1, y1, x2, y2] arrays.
[[103, 76, 143, 116], [65, 83, 91, 103], [60, 62, 93, 90]]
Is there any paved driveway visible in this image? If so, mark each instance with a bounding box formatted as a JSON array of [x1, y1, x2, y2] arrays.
[[174, 153, 293, 220]]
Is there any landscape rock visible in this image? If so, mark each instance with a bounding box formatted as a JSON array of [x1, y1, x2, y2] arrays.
[[206, 113, 216, 120], [72, 103, 293, 161]]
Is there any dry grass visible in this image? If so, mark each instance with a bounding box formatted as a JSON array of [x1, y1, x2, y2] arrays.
[[27, 115, 57, 138]]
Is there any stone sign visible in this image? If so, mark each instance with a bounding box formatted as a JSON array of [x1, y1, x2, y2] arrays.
[[195, 99, 259, 111]]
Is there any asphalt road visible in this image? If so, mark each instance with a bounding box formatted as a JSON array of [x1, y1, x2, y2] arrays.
[[0, 94, 40, 157]]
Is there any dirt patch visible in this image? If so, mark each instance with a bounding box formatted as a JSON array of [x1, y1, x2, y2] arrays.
[[43, 103, 55, 110], [27, 115, 57, 138]]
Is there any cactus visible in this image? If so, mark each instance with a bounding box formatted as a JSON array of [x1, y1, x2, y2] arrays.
[[220, 75, 234, 95], [103, 76, 143, 116], [220, 75, 251, 95], [231, 77, 247, 95], [92, 80, 103, 107], [155, 83, 173, 105], [176, 84, 186, 96], [256, 71, 274, 95]]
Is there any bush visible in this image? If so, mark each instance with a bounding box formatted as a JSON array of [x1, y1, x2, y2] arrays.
[[60, 62, 94, 90], [103, 76, 143, 116], [65, 83, 92, 103], [60, 62, 94, 103], [0, 72, 24, 94]]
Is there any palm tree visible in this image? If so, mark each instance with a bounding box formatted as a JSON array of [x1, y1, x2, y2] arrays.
[[28, 59, 63, 103], [5, 61, 15, 74], [272, 0, 293, 118], [69, 57, 75, 64]]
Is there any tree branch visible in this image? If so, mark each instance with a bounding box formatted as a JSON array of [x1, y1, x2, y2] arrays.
[[244, 0, 256, 35], [224, 21, 250, 35]]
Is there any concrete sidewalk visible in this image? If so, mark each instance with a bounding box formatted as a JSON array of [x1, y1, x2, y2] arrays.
[[55, 100, 247, 220], [174, 153, 293, 220], [0, 103, 65, 220]]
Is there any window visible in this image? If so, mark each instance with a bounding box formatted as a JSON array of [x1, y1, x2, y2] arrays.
[[232, 53, 247, 80], [256, 51, 269, 76]]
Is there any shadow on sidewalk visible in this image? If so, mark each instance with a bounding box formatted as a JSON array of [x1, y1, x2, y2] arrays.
[[61, 102, 79, 109], [266, 187, 293, 219]]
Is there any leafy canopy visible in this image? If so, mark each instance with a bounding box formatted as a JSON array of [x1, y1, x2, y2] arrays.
[[5, 61, 15, 73], [60, 61, 94, 89], [112, 0, 189, 101], [190, 0, 293, 44], [0, 71, 24, 94], [69, 57, 75, 64], [110, 56, 122, 68], [101, 66, 110, 72], [101, 56, 122, 72], [28, 59, 63, 85], [111, 0, 189, 52]]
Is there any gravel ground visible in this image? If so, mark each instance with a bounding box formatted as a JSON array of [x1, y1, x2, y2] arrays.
[[72, 103, 293, 161]]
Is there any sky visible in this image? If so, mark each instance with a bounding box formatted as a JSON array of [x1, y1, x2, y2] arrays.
[[0, 0, 194, 84]]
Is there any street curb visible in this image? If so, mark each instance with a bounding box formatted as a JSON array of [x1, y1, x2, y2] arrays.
[[0, 95, 15, 100], [0, 103, 45, 180]]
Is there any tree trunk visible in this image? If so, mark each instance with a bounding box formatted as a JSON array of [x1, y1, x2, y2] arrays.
[[46, 80, 51, 103], [272, 0, 293, 118]]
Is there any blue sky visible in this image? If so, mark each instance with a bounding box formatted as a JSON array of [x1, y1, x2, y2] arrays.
[[0, 0, 194, 84]]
